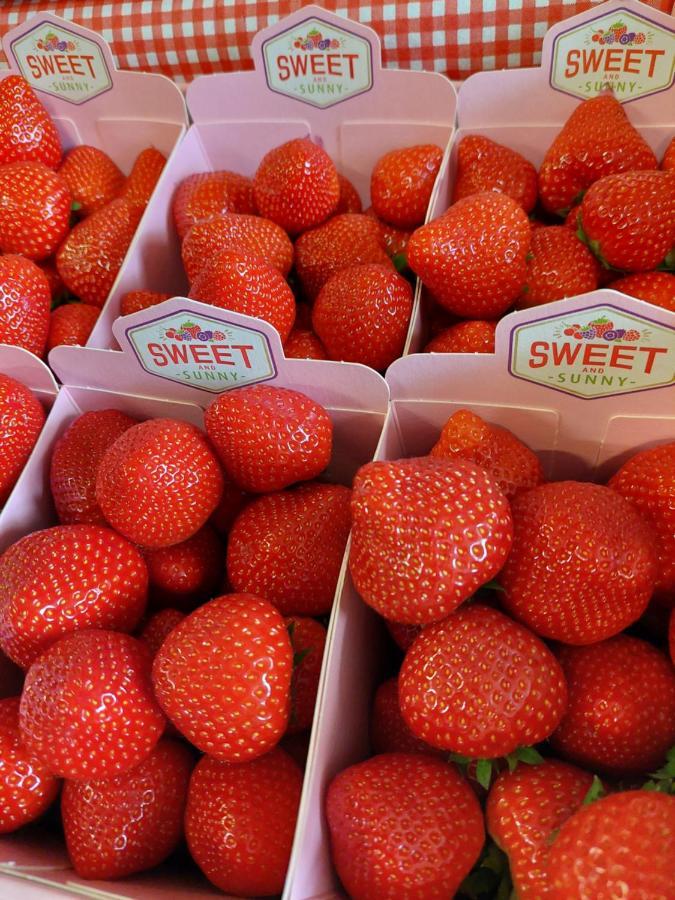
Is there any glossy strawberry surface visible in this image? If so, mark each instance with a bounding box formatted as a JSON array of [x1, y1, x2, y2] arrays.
[[58, 145, 124, 217], [0, 161, 71, 260], [120, 290, 172, 316], [424, 319, 497, 353], [0, 76, 62, 167], [0, 255, 51, 357], [516, 225, 600, 308], [371, 677, 441, 757], [119, 146, 166, 212], [46, 302, 99, 351], [335, 173, 362, 213], [370, 144, 443, 229], [453, 134, 538, 212], [609, 271, 675, 313], [173, 170, 257, 240], [143, 524, 222, 610], [0, 373, 44, 506]]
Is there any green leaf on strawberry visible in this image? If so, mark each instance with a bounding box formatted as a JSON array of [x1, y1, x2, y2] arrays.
[[582, 774, 605, 805]]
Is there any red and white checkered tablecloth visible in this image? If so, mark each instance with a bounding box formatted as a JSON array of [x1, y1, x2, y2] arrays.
[[0, 1, 673, 83]]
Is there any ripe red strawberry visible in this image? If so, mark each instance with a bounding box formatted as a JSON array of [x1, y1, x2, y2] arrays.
[[37, 259, 65, 300], [327, 753, 484, 899], [62, 738, 193, 880], [0, 162, 71, 260], [95, 417, 224, 549], [119, 146, 166, 212], [609, 271, 675, 312], [386, 621, 422, 651], [120, 289, 171, 316], [153, 594, 292, 760], [295, 213, 392, 300], [182, 212, 293, 281], [286, 616, 327, 734], [138, 608, 185, 658], [188, 249, 296, 342], [20, 629, 165, 780], [0, 76, 62, 167], [50, 409, 138, 525], [662, 136, 675, 171], [486, 760, 594, 900], [56, 198, 143, 307], [365, 205, 411, 257], [551, 635, 675, 777], [0, 696, 59, 833], [172, 170, 257, 240], [516, 225, 601, 308], [400, 605, 567, 756], [283, 327, 328, 359], [227, 483, 351, 616], [453, 135, 538, 213], [609, 441, 675, 603], [349, 456, 512, 624], [407, 192, 531, 317], [0, 373, 44, 505], [371, 677, 441, 756], [547, 791, 675, 898], [185, 747, 303, 896], [204, 385, 332, 494], [58, 145, 124, 217], [335, 173, 362, 213], [312, 263, 413, 370], [370, 144, 443, 229], [143, 524, 222, 610], [0, 255, 51, 356], [501, 482, 658, 644], [0, 524, 148, 668], [424, 319, 497, 353], [538, 94, 658, 215], [580, 170, 675, 271], [46, 302, 99, 351], [253, 137, 339, 235], [430, 408, 545, 497], [209, 475, 249, 536]]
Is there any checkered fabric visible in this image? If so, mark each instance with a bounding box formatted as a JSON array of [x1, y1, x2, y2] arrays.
[[0, 1, 673, 82]]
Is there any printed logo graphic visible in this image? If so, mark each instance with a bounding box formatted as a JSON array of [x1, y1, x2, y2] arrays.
[[126, 311, 277, 393], [10, 21, 113, 104], [262, 16, 373, 108], [509, 305, 674, 399], [550, 8, 673, 102]]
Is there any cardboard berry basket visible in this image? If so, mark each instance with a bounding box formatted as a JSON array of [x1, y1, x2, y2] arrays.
[[0, 296, 389, 898], [404, 0, 675, 353], [86, 4, 457, 351], [285, 289, 675, 899]]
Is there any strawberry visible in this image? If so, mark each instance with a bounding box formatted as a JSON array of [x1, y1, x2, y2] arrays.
[[143, 524, 222, 611], [579, 170, 675, 271], [294, 213, 391, 301], [37, 259, 65, 301], [386, 621, 422, 651], [119, 146, 166, 212], [283, 327, 328, 359], [0, 255, 51, 357], [430, 408, 544, 497], [0, 162, 71, 260], [286, 616, 327, 734], [0, 374, 44, 506], [172, 170, 257, 240], [227, 483, 351, 616], [95, 417, 224, 549], [551, 635, 675, 777], [188, 249, 296, 342], [424, 319, 497, 353], [370, 144, 443, 229], [253, 137, 339, 235], [182, 212, 293, 282], [365, 205, 411, 257], [500, 482, 658, 644], [62, 737, 192, 880], [153, 594, 292, 760], [46, 302, 99, 351], [120, 289, 171, 316], [20, 629, 165, 780], [453, 134, 538, 213], [209, 475, 249, 536], [609, 441, 675, 603], [407, 192, 531, 318], [58, 145, 124, 217], [138, 608, 185, 658], [335, 173, 362, 213], [56, 198, 143, 307], [371, 677, 441, 756], [609, 271, 675, 312], [349, 456, 512, 624], [538, 94, 658, 215], [185, 747, 303, 896], [204, 385, 332, 494], [662, 136, 675, 171], [312, 263, 413, 370], [547, 791, 675, 898], [0, 524, 148, 668], [399, 605, 567, 757], [517, 225, 601, 308], [486, 759, 594, 900], [0, 76, 61, 167], [0, 696, 59, 833], [326, 753, 484, 899]]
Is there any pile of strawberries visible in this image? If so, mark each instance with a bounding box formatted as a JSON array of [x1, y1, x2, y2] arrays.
[[0, 75, 166, 357], [0, 373, 45, 507], [0, 384, 351, 895], [325, 410, 675, 898]]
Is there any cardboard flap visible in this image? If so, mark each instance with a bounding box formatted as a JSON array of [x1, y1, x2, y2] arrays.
[[0, 346, 58, 400]]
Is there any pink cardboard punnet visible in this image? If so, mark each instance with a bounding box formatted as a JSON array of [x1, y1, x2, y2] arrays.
[[0, 297, 388, 898], [87, 4, 456, 350], [405, 0, 675, 352]]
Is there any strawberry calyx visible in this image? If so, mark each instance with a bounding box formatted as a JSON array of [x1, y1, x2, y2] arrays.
[[392, 251, 408, 273], [659, 248, 675, 272], [458, 840, 513, 900], [450, 746, 545, 790], [643, 746, 675, 795], [582, 774, 605, 805]]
